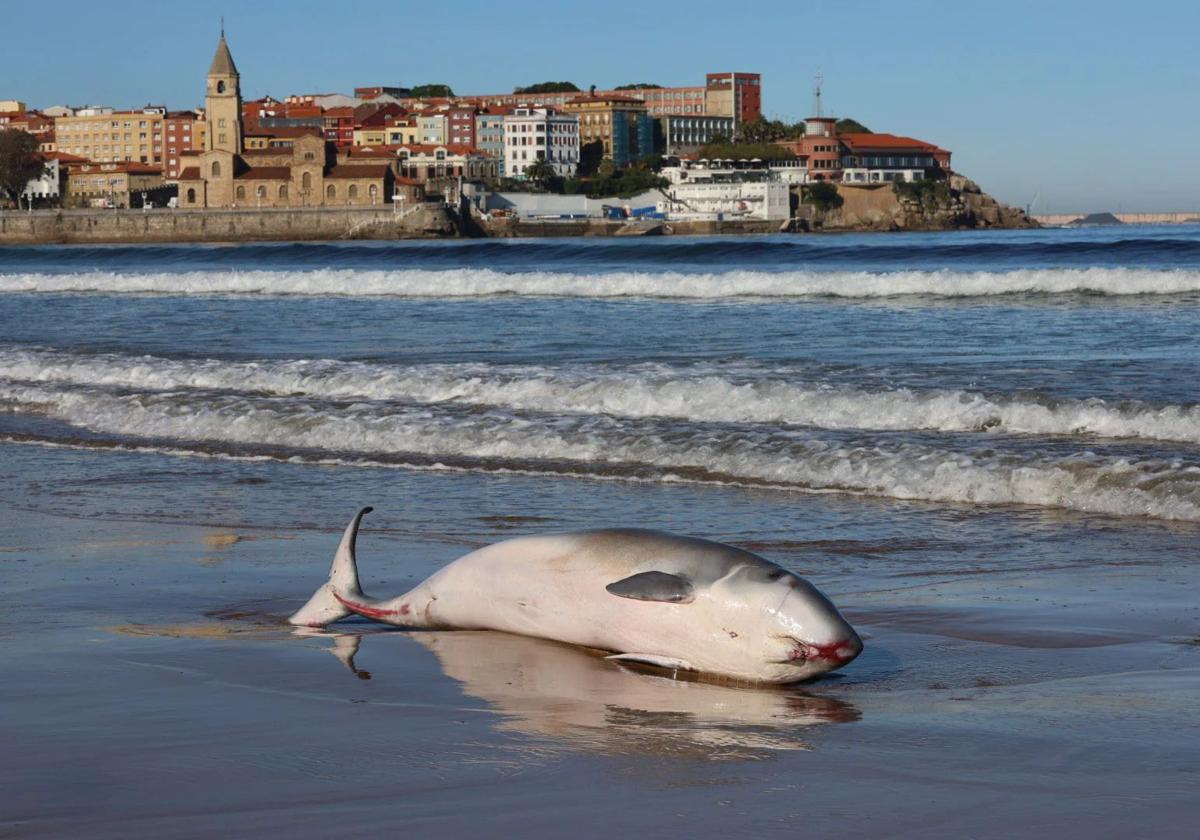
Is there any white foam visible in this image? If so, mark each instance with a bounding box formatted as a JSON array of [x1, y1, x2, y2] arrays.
[[5, 348, 1200, 444], [3, 267, 1200, 299], [3, 379, 1199, 521]]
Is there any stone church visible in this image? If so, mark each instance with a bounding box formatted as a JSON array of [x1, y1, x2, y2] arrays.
[[177, 33, 393, 209]]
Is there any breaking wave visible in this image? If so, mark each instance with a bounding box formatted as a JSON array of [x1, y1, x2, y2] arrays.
[[4, 267, 1200, 299], [4, 348, 1200, 444], [2, 368, 1200, 521]]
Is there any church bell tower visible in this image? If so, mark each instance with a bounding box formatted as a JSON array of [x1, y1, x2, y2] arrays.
[[205, 28, 243, 154]]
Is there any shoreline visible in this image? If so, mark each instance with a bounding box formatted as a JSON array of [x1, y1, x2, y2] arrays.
[[0, 200, 1036, 247]]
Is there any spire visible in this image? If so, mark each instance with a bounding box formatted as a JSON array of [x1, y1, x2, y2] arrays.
[[209, 30, 238, 77]]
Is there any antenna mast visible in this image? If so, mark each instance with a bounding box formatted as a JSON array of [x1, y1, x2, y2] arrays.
[[813, 73, 824, 117]]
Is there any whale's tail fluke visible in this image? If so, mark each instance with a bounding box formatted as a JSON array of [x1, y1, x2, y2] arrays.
[[288, 506, 374, 627]]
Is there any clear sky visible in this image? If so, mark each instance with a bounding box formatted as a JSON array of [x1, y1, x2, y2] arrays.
[[4, 0, 1198, 213]]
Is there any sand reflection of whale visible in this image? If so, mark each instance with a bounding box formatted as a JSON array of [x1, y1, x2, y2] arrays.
[[290, 508, 863, 684], [312, 629, 860, 759]]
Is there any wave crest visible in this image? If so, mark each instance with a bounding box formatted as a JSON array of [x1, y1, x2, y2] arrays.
[[4, 267, 1200, 299]]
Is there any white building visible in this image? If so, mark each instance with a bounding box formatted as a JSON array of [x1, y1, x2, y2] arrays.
[[658, 160, 791, 222], [21, 157, 59, 204], [841, 167, 927, 184], [502, 106, 579, 179]]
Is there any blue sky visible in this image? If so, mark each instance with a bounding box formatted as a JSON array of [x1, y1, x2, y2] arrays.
[[5, 0, 1198, 213]]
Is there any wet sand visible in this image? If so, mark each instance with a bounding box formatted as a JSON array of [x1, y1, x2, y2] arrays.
[[2, 504, 1197, 839]]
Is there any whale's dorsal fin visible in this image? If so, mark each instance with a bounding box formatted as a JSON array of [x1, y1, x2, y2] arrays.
[[606, 571, 694, 604]]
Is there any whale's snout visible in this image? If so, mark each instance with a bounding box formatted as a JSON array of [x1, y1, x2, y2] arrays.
[[789, 634, 863, 668]]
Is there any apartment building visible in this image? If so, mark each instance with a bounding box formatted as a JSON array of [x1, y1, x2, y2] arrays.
[[163, 111, 206, 179], [659, 115, 735, 155], [65, 161, 164, 207], [703, 73, 762, 130], [560, 95, 653, 167], [54, 106, 167, 167], [503, 107, 579, 179]]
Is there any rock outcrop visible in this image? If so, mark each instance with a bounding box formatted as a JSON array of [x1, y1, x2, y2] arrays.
[[806, 175, 1036, 232]]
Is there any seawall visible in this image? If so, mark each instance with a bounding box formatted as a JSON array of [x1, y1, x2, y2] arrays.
[[0, 205, 457, 245]]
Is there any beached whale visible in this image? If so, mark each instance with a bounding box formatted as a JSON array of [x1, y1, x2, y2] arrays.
[[289, 507, 863, 683]]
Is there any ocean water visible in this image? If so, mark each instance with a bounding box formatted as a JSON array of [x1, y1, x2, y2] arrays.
[[3, 226, 1200, 531], [4, 227, 1200, 834]]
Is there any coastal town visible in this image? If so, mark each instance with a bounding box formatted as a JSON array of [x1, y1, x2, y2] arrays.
[[1, 30, 1030, 234]]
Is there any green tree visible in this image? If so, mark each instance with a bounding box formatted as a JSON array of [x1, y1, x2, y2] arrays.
[[735, 118, 806, 144], [836, 118, 871, 134], [577, 140, 604, 176], [525, 158, 557, 186], [614, 83, 662, 90], [514, 81, 580, 94], [696, 141, 798, 162], [0, 130, 45, 208], [802, 181, 843, 211], [409, 83, 455, 98]]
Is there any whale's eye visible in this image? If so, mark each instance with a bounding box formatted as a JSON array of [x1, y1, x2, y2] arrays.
[[748, 567, 787, 583]]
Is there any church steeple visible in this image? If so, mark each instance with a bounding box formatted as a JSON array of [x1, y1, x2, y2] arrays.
[[209, 32, 239, 77], [205, 28, 242, 154]]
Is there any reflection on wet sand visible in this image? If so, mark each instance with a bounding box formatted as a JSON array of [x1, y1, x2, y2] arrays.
[[309, 629, 860, 761]]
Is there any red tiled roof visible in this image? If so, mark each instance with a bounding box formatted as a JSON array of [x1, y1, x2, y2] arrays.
[[178, 166, 201, 180], [43, 151, 90, 164], [345, 144, 402, 157], [234, 166, 292, 180], [839, 132, 947, 153], [242, 147, 290, 156], [246, 126, 322, 139], [326, 165, 390, 179], [323, 106, 356, 118]]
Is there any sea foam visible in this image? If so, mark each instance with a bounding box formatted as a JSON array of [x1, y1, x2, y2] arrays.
[[4, 267, 1200, 298], [4, 349, 1200, 444], [3, 377, 1199, 521]]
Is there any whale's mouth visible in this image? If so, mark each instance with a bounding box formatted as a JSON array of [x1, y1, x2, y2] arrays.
[[785, 640, 862, 667]]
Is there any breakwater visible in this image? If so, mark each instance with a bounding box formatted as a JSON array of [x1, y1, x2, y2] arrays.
[[0, 205, 456, 245]]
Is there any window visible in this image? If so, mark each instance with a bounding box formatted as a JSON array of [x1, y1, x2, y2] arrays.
[[217, 81, 226, 94], [348, 185, 358, 199], [256, 185, 266, 198], [186, 188, 196, 203], [211, 161, 221, 177], [279, 184, 288, 199], [326, 184, 335, 199], [235, 186, 245, 200]]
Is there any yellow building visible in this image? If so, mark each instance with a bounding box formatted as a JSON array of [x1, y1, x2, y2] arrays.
[[66, 161, 164, 208], [55, 107, 166, 167], [560, 95, 650, 167]]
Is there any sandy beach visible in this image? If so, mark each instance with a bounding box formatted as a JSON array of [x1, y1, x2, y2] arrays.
[[3, 466, 1197, 837]]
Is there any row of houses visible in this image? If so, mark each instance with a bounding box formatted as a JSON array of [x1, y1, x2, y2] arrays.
[[4, 33, 951, 213]]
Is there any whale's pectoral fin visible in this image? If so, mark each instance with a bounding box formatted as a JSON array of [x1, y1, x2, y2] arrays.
[[606, 653, 697, 672], [605, 571, 694, 604]]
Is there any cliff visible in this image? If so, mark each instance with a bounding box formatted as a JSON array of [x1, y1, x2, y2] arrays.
[[809, 175, 1036, 232]]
